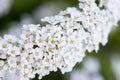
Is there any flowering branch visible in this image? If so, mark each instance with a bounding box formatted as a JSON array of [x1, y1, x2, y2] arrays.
[[0, 0, 120, 80]]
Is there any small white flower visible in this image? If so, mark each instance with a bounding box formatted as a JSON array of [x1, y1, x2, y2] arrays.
[[23, 24, 40, 35], [41, 15, 67, 25], [0, 61, 8, 78], [20, 71, 30, 80], [32, 48, 43, 59], [0, 50, 8, 59], [61, 64, 73, 74], [21, 53, 34, 64], [8, 66, 16, 73], [35, 33, 47, 47], [42, 65, 50, 76], [43, 56, 52, 66], [49, 61, 58, 72], [4, 34, 18, 43], [24, 43, 33, 53], [0, 39, 9, 52], [21, 31, 31, 40], [7, 45, 20, 56], [8, 56, 17, 67]]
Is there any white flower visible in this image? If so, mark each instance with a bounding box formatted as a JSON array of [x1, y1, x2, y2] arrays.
[[8, 56, 17, 67], [20, 72, 30, 80], [24, 43, 33, 53], [61, 64, 73, 74], [22, 24, 40, 35], [41, 15, 67, 25], [0, 39, 9, 52], [35, 33, 47, 47], [21, 63, 31, 72], [4, 34, 18, 43], [21, 31, 31, 40], [0, 50, 8, 59], [32, 48, 43, 59], [21, 53, 34, 64], [8, 66, 16, 73], [43, 55, 52, 66], [61, 7, 82, 21], [41, 65, 50, 76], [7, 45, 20, 56], [49, 61, 58, 72], [0, 61, 7, 77]]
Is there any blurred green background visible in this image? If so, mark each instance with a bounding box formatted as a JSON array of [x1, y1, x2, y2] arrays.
[[0, 0, 120, 80]]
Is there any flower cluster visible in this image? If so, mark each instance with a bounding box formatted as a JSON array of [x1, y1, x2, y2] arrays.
[[0, 0, 120, 80]]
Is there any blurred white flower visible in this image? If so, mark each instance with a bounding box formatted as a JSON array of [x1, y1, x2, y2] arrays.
[[83, 57, 100, 73], [33, 3, 56, 21], [5, 14, 35, 37], [111, 55, 120, 80], [70, 57, 104, 80], [0, 0, 12, 17]]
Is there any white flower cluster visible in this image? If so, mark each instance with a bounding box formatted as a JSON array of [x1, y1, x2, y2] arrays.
[[0, 0, 120, 80]]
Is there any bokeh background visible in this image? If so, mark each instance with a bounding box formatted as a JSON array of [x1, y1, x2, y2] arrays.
[[0, 0, 120, 80]]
